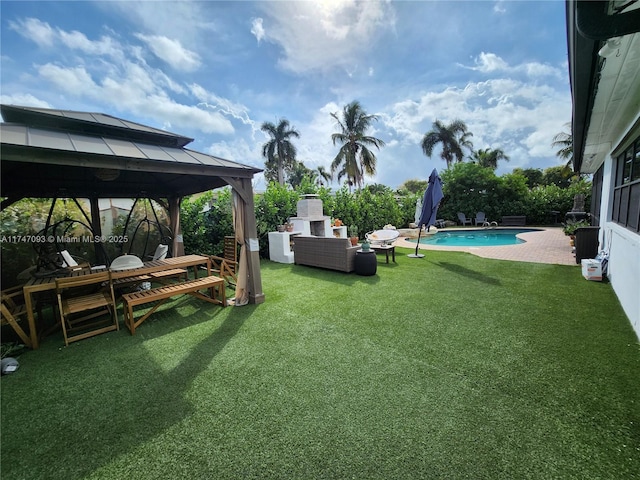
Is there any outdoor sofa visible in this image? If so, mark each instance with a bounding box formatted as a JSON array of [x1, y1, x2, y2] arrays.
[[292, 236, 358, 273]]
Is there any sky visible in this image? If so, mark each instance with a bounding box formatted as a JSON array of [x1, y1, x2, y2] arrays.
[[0, 0, 572, 191]]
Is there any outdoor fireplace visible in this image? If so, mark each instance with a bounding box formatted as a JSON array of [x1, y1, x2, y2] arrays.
[[268, 194, 346, 264], [290, 195, 332, 237]]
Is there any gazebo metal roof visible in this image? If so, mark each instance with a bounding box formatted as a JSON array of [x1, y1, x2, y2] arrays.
[[0, 104, 261, 203]]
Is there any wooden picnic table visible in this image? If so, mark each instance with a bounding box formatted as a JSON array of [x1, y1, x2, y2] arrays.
[[22, 254, 211, 349]]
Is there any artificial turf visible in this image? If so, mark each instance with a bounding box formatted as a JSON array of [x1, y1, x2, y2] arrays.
[[1, 248, 639, 479]]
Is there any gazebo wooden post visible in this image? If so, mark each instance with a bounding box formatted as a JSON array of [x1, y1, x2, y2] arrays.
[[223, 176, 265, 305], [168, 196, 185, 257], [241, 178, 265, 305]]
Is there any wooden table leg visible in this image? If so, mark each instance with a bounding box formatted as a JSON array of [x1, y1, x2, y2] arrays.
[[22, 287, 39, 349]]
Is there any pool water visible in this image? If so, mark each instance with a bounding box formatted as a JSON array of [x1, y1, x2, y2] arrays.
[[407, 228, 540, 247]]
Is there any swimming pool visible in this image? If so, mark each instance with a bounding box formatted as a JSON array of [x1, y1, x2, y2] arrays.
[[406, 228, 541, 247]]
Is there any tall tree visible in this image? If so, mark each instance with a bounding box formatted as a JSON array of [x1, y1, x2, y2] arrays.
[[552, 122, 574, 170], [315, 166, 332, 187], [261, 118, 300, 185], [330, 101, 385, 190], [421, 119, 473, 168], [287, 161, 316, 190], [513, 167, 544, 189], [471, 148, 510, 170], [398, 179, 428, 195]]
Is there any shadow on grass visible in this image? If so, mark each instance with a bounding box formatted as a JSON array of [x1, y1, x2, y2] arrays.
[[0, 300, 255, 480], [288, 264, 382, 285], [434, 261, 502, 286]]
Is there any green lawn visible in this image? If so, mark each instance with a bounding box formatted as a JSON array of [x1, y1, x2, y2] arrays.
[[2, 248, 639, 479]]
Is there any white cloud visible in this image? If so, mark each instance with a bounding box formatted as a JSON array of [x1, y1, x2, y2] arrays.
[[467, 52, 509, 73], [9, 18, 55, 47], [251, 18, 265, 43], [38, 64, 98, 93], [461, 52, 563, 79], [258, 0, 396, 74], [493, 1, 507, 14], [134, 34, 201, 72], [57, 30, 119, 56], [206, 137, 262, 167], [10, 17, 122, 58], [190, 83, 258, 135], [96, 1, 216, 45], [0, 93, 51, 108], [524, 62, 560, 78], [35, 63, 233, 135]]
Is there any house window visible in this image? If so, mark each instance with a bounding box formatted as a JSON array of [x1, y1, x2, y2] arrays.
[[612, 137, 640, 233]]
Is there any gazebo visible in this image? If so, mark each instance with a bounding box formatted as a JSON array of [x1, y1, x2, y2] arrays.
[[0, 104, 264, 305]]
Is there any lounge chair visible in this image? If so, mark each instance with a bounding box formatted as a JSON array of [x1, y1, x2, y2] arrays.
[[457, 212, 472, 226], [474, 212, 486, 226]]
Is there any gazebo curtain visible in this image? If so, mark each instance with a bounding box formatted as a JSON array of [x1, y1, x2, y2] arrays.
[[232, 190, 249, 306]]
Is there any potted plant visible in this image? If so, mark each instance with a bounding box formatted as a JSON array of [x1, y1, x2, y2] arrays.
[[562, 219, 591, 249], [562, 219, 590, 237], [285, 219, 294, 232], [348, 225, 359, 246]]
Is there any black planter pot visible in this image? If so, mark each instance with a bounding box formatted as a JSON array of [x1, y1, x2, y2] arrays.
[[574, 226, 600, 264]]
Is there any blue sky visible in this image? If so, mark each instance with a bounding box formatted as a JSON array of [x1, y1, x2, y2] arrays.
[[0, 0, 571, 191]]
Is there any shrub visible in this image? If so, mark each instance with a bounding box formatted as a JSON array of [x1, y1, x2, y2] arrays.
[[181, 189, 233, 256], [254, 183, 300, 257]]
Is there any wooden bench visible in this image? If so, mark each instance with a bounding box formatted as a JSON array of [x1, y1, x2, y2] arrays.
[[501, 215, 526, 226], [121, 276, 226, 335]]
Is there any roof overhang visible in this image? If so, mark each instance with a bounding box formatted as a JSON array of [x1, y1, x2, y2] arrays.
[[567, 0, 640, 173]]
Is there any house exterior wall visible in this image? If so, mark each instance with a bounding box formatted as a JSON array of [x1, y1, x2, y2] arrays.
[[607, 224, 640, 337], [598, 122, 640, 340]]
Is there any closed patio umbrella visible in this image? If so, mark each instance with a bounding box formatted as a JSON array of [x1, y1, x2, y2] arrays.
[[409, 168, 444, 258]]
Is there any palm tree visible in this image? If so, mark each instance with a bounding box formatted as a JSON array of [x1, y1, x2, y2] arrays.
[[421, 119, 473, 168], [261, 118, 300, 185], [471, 148, 510, 170], [287, 161, 316, 189], [552, 122, 574, 170], [330, 101, 385, 190], [315, 166, 332, 187]]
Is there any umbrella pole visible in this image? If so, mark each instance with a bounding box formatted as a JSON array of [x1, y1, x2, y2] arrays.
[[408, 225, 425, 258]]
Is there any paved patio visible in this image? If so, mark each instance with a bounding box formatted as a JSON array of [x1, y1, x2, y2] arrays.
[[394, 227, 578, 266]]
